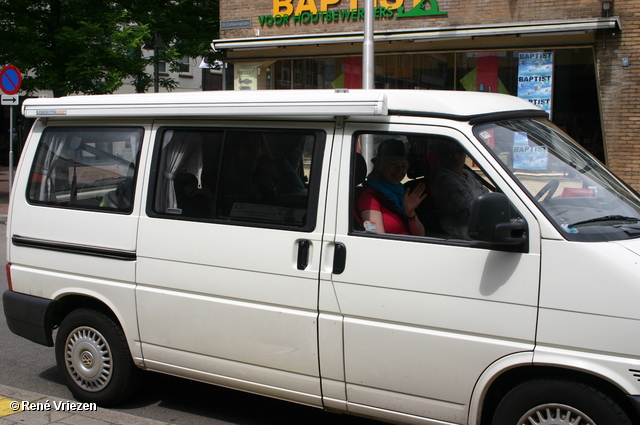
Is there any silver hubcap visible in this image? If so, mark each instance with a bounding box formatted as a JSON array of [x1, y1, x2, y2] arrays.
[[64, 326, 112, 392], [517, 404, 596, 425]]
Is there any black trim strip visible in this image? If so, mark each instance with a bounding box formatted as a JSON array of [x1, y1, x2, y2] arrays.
[[12, 235, 136, 261], [387, 109, 549, 123]]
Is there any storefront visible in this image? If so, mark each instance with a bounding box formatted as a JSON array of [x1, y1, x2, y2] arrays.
[[212, 0, 640, 190]]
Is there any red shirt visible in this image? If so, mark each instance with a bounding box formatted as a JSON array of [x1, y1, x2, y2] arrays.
[[357, 188, 409, 235]]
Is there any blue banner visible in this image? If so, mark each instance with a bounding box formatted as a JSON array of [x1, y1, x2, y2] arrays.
[[517, 52, 553, 118]]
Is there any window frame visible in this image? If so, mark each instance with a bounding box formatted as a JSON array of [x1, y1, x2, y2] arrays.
[[349, 129, 509, 246], [146, 125, 327, 233], [25, 126, 144, 214], [178, 56, 191, 75]]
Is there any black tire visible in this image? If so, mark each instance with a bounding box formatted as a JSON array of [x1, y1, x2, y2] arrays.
[[492, 379, 631, 425], [55, 308, 139, 406]]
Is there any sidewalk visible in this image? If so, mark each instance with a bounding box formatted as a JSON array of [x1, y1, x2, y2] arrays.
[[0, 385, 170, 425]]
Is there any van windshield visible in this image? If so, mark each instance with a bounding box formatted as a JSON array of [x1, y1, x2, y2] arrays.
[[474, 118, 640, 242]]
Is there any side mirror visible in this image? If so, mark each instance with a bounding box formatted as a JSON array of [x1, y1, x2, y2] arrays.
[[469, 193, 528, 251]]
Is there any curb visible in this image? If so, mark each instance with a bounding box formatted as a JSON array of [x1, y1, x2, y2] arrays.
[[0, 384, 171, 425]]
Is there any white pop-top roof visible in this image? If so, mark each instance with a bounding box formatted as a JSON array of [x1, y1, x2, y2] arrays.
[[22, 89, 544, 121]]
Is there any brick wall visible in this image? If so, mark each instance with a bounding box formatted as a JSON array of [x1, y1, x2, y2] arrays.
[[221, 0, 606, 38], [596, 2, 640, 190]]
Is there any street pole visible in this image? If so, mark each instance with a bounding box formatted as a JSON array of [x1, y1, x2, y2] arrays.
[[362, 0, 375, 89], [8, 105, 13, 190], [361, 0, 375, 164], [144, 32, 165, 93], [154, 50, 159, 93]]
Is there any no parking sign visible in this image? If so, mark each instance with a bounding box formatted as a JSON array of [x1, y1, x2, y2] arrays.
[[0, 64, 22, 95], [1, 64, 22, 191]]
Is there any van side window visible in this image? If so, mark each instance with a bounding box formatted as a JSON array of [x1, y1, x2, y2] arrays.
[[154, 129, 224, 218], [152, 128, 323, 231], [27, 127, 143, 213], [352, 133, 497, 240]]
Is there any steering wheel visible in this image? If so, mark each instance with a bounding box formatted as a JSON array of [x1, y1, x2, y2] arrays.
[[535, 179, 559, 201]]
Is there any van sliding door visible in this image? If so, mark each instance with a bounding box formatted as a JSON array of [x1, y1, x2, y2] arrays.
[[135, 121, 334, 406]]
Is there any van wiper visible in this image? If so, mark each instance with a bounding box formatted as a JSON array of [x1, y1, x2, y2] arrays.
[[569, 215, 640, 227]]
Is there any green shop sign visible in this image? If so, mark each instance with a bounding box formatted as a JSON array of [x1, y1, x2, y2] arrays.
[[259, 0, 446, 27]]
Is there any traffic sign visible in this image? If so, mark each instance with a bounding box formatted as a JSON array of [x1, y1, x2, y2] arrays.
[[0, 65, 22, 95], [1, 95, 18, 105]]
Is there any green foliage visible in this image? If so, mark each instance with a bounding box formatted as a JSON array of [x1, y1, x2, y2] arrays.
[[0, 0, 219, 96]]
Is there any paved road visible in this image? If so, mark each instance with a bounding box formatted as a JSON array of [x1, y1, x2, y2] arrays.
[[0, 223, 384, 425]]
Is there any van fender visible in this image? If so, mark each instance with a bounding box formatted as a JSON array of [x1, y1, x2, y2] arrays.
[[468, 347, 640, 424], [533, 345, 640, 395], [50, 286, 144, 366], [467, 351, 534, 425]]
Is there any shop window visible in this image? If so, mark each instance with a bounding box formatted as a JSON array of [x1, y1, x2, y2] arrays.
[[260, 47, 603, 160], [457, 52, 517, 94], [27, 127, 143, 213], [152, 128, 325, 231]]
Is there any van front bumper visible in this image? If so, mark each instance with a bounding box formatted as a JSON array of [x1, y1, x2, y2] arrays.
[[3, 290, 55, 347]]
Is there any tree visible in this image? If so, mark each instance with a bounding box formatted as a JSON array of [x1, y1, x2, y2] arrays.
[[0, 0, 219, 97]]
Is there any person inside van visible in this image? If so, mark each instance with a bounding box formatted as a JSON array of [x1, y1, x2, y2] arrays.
[[428, 140, 489, 239], [358, 139, 427, 236]]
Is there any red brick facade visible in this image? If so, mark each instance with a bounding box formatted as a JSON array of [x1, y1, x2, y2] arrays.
[[595, 4, 640, 189], [221, 0, 605, 37]]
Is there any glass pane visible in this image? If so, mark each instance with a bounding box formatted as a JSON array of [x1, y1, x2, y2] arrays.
[[353, 133, 496, 239], [475, 119, 640, 241], [27, 127, 143, 212], [456, 51, 519, 94], [154, 128, 324, 230], [375, 53, 455, 90], [217, 130, 320, 228], [154, 129, 224, 218]]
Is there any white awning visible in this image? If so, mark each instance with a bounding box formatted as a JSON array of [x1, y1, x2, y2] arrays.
[[22, 90, 390, 119], [212, 17, 620, 52]]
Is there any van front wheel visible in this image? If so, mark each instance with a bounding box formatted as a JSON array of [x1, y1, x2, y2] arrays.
[[55, 308, 138, 406], [492, 379, 631, 425]]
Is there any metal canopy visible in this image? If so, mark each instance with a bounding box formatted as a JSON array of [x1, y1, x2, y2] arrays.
[[211, 17, 620, 52]]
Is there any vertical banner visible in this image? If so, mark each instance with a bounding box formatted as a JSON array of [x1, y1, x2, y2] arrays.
[[517, 52, 553, 118], [344, 57, 363, 89], [476, 53, 498, 92], [513, 131, 548, 171]]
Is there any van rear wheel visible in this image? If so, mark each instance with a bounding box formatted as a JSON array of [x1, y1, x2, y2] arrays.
[[492, 379, 631, 425], [55, 308, 139, 406]]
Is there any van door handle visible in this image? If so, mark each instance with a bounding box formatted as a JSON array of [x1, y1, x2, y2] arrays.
[[333, 243, 347, 274], [297, 239, 310, 270]]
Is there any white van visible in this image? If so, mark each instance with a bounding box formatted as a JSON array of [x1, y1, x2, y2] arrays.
[[4, 89, 640, 425]]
